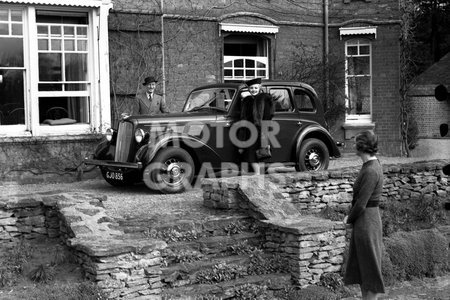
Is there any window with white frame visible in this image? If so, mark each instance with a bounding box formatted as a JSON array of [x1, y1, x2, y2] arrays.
[[223, 34, 269, 81], [345, 39, 372, 122], [0, 1, 111, 137]]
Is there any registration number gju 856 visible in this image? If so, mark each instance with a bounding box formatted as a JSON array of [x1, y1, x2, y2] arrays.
[[106, 171, 123, 181]]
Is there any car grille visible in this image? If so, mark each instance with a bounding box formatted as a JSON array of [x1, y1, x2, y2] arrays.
[[115, 121, 134, 162]]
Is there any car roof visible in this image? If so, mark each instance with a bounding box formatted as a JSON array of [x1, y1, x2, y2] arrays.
[[190, 80, 317, 95]]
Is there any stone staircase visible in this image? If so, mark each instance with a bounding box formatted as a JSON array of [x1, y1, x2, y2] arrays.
[[118, 212, 291, 299]]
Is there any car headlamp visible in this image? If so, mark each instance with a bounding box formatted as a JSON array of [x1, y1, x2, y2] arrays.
[[135, 128, 145, 143], [105, 128, 114, 142]]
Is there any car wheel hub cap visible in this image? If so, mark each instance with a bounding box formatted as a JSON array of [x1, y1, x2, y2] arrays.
[[168, 164, 181, 177], [306, 150, 321, 169]]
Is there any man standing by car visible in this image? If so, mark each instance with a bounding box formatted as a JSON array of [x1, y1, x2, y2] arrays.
[[135, 76, 169, 114]]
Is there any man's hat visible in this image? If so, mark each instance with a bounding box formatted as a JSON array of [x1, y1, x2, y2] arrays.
[[142, 76, 158, 86], [245, 77, 262, 87]]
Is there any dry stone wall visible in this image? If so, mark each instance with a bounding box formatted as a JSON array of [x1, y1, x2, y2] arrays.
[[0, 192, 166, 299], [202, 159, 450, 287]]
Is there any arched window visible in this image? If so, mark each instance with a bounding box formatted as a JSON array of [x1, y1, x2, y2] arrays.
[[223, 34, 269, 81]]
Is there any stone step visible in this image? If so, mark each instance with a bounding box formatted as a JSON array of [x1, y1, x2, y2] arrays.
[[161, 273, 291, 299], [118, 214, 255, 238], [162, 232, 263, 264], [161, 254, 252, 288]]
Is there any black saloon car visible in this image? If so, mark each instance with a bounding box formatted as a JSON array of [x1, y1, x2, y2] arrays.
[[85, 81, 341, 193]]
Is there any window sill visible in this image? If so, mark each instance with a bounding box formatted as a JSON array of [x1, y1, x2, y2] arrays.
[[342, 122, 375, 139], [0, 133, 102, 145]]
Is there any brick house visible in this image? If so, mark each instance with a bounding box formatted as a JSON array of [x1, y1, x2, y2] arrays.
[[0, 0, 403, 183], [408, 52, 450, 157], [110, 0, 402, 155]]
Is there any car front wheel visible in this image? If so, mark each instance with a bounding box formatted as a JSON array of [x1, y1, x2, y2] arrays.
[[143, 147, 195, 193], [296, 138, 329, 171]]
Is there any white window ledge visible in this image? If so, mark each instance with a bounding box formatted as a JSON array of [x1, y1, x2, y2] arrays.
[[342, 122, 375, 140], [220, 23, 279, 34], [340, 26, 377, 39]]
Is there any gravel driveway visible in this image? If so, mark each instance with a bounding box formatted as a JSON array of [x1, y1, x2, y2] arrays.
[[2, 154, 448, 220]]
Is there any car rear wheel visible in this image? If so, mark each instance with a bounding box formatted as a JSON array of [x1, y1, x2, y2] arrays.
[[143, 147, 195, 193], [296, 138, 329, 171]]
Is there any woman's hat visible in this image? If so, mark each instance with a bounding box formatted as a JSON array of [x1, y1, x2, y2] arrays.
[[142, 76, 158, 86], [245, 77, 262, 87]]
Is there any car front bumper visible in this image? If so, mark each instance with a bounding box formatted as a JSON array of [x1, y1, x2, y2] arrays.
[[84, 159, 143, 170]]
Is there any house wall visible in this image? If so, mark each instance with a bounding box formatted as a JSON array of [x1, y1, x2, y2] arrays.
[[108, 0, 403, 155]]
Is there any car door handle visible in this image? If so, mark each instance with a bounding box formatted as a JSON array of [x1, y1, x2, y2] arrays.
[[224, 122, 232, 127], [297, 121, 302, 126]]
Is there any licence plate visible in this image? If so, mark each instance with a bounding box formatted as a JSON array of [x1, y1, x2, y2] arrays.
[[106, 171, 123, 181]]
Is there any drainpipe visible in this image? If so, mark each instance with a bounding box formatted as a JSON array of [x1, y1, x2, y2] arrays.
[[323, 0, 329, 107], [161, 0, 166, 105]]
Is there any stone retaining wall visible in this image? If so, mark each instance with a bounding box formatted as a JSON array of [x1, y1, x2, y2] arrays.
[[203, 160, 449, 212], [201, 159, 450, 287], [0, 192, 166, 299]]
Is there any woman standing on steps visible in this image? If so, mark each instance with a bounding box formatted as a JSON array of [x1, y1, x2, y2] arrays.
[[343, 130, 385, 300]]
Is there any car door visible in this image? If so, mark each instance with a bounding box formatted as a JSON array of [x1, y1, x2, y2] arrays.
[[266, 86, 303, 163]]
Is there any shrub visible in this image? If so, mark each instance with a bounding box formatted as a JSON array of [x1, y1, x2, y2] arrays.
[[234, 283, 270, 300], [383, 229, 449, 281], [28, 281, 107, 300], [29, 264, 56, 283], [382, 196, 447, 236], [0, 239, 34, 287], [285, 285, 340, 300], [196, 262, 247, 284]]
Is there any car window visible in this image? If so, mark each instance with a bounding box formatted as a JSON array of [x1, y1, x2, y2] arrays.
[[184, 88, 236, 111], [294, 89, 315, 112], [270, 88, 292, 112]]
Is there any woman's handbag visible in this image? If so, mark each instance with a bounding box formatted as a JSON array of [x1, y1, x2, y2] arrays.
[[256, 145, 271, 160]]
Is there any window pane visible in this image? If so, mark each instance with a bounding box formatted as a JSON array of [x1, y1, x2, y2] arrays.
[[224, 69, 232, 77], [38, 39, 48, 50], [294, 90, 315, 112], [39, 53, 62, 81], [347, 46, 358, 55], [11, 10, 22, 22], [234, 59, 243, 68], [360, 45, 370, 55], [348, 77, 370, 115], [0, 37, 23, 67], [224, 61, 232, 68], [0, 23, 8, 35], [64, 26, 74, 37], [348, 56, 370, 75], [245, 70, 255, 77], [51, 39, 61, 50], [64, 39, 75, 51], [0, 9, 8, 21], [65, 53, 87, 82], [39, 96, 90, 124], [271, 89, 292, 112], [0, 69, 25, 125], [65, 83, 87, 91], [11, 24, 22, 36], [39, 83, 62, 91], [77, 40, 87, 51], [51, 26, 61, 36], [234, 69, 243, 77], [256, 61, 265, 68], [37, 25, 48, 35], [257, 70, 266, 77], [245, 59, 255, 68], [76, 27, 87, 37]]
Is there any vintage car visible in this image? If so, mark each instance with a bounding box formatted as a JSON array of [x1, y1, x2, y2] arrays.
[[84, 81, 341, 193]]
